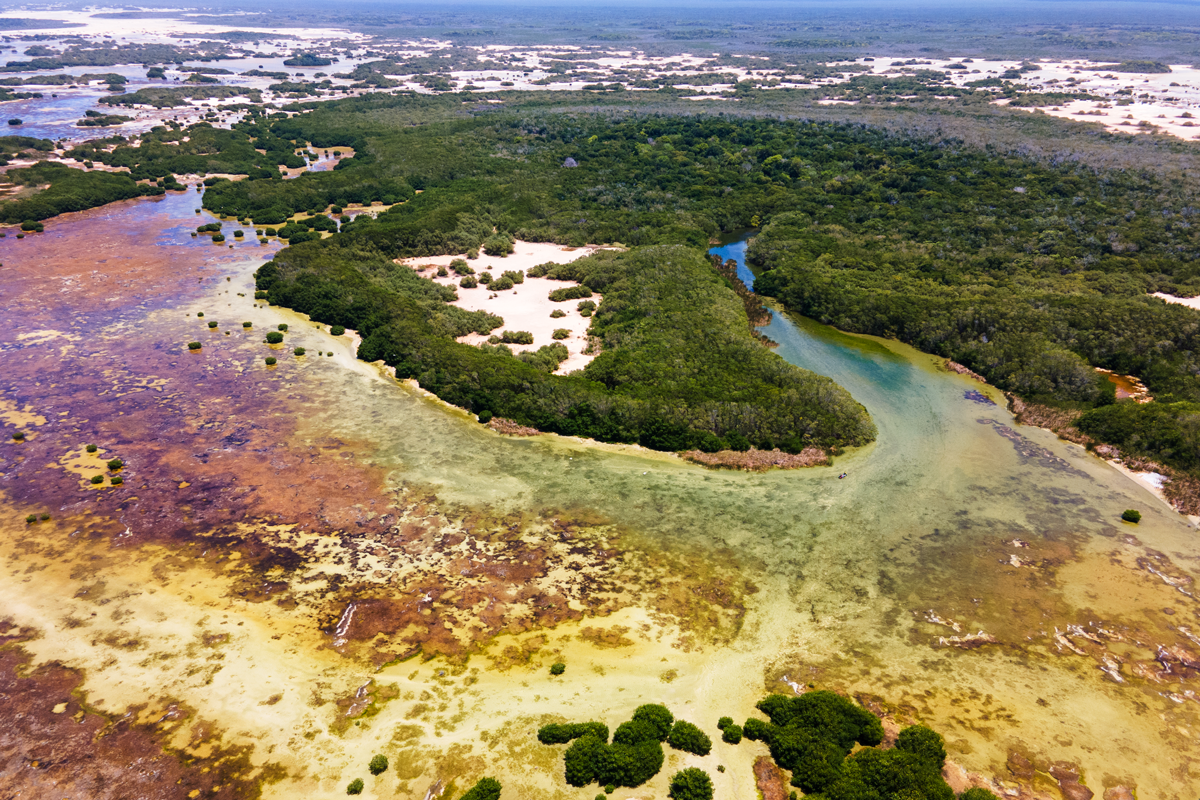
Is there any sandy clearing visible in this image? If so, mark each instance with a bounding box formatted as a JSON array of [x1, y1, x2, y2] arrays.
[[402, 240, 620, 374], [1152, 292, 1200, 310]]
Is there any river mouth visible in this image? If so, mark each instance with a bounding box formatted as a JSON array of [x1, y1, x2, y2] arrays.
[[1, 203, 1199, 797]]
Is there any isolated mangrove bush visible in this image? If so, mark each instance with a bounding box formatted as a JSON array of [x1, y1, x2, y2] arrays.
[[266, 331, 284, 344]]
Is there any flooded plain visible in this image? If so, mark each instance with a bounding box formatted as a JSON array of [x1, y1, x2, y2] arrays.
[[2, 196, 1200, 799]]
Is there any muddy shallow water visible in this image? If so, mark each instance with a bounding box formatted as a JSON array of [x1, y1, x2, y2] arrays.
[[1, 199, 1199, 798]]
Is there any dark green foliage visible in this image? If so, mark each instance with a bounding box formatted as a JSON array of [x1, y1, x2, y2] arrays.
[[330, 325, 345, 335], [477, 410, 492, 423], [1076, 402, 1200, 474], [538, 722, 609, 745], [460, 275, 478, 288], [479, 272, 493, 285], [90, 475, 104, 485], [755, 691, 884, 752], [959, 789, 1000, 800], [278, 323, 288, 331], [722, 724, 742, 744], [26, 515, 36, 523], [550, 662, 566, 675], [0, 162, 146, 223], [550, 309, 565, 318], [821, 747, 955, 800], [717, 716, 734, 730], [234, 229, 244, 238], [499, 330, 534, 345], [208, 321, 218, 328], [450, 258, 474, 275], [188, 341, 202, 350], [295, 347, 306, 356], [106, 458, 123, 470], [577, 299, 597, 317], [284, 53, 332, 67], [668, 768, 713, 800], [212, 233, 225, 243], [896, 724, 947, 769], [265, 356, 277, 365], [565, 734, 606, 786], [265, 331, 284, 344], [490, 275, 514, 290], [668, 721, 712, 756], [552, 328, 570, 340], [742, 718, 775, 742], [368, 754, 388, 775], [458, 777, 501, 800], [613, 720, 661, 745], [1122, 509, 1142, 523], [549, 285, 592, 302], [243, 321, 252, 328], [12, 432, 24, 441], [111, 476, 123, 485], [773, 728, 845, 792], [501, 269, 524, 284], [483, 231, 514, 256], [346, 778, 363, 795], [86, 444, 97, 453], [20, 220, 43, 232], [631, 704, 674, 741]]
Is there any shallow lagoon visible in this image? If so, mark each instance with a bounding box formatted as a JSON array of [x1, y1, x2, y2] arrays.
[[0, 200, 1198, 797]]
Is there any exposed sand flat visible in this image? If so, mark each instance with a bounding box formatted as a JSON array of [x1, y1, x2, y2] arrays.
[[402, 240, 620, 374], [1152, 291, 1200, 309]]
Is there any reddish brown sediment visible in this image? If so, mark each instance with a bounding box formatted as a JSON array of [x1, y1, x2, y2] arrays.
[[945, 359, 987, 383], [0, 635, 280, 800], [753, 755, 789, 800], [680, 446, 830, 471], [487, 417, 542, 436]]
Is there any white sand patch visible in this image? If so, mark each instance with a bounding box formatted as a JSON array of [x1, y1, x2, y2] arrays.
[[1152, 292, 1200, 310], [402, 240, 621, 374]]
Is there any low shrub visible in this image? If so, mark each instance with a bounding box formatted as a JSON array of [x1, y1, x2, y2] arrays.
[[668, 768, 713, 800], [500, 330, 534, 345], [459, 777, 502, 800], [550, 285, 592, 302], [437, 266, 448, 277], [717, 717, 734, 730], [90, 475, 104, 484], [20, 220, 43, 232], [106, 458, 123, 470], [346, 778, 363, 795], [208, 321, 218, 328], [331, 325, 345, 336], [491, 275, 514, 291], [501, 269, 524, 284], [539, 722, 609, 745], [467, 247, 479, 259], [12, 431, 25, 441], [197, 312, 204, 317], [265, 331, 284, 344], [960, 790, 1000, 800], [212, 233, 225, 243], [111, 476, 123, 485], [668, 721, 712, 756], [26, 515, 36, 524], [265, 356, 277, 365], [479, 271, 493, 285], [1122, 509, 1142, 523], [896, 724, 947, 769], [552, 328, 570, 340], [478, 410, 493, 424], [294, 347, 306, 356], [550, 662, 566, 675], [450, 258, 474, 276], [234, 230, 244, 238], [86, 444, 97, 453], [242, 321, 252, 328], [577, 300, 597, 316], [460, 275, 478, 288], [254, 290, 268, 299], [368, 754, 388, 775], [721, 724, 742, 744], [550, 309, 566, 318], [527, 263, 552, 277], [483, 232, 515, 257], [264, 228, 277, 236], [187, 341, 202, 350]]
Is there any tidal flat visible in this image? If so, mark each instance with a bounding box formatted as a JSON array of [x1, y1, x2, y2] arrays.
[[0, 183, 1199, 799]]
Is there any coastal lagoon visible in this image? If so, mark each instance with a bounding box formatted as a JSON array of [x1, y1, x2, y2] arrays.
[[1, 190, 1198, 798]]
